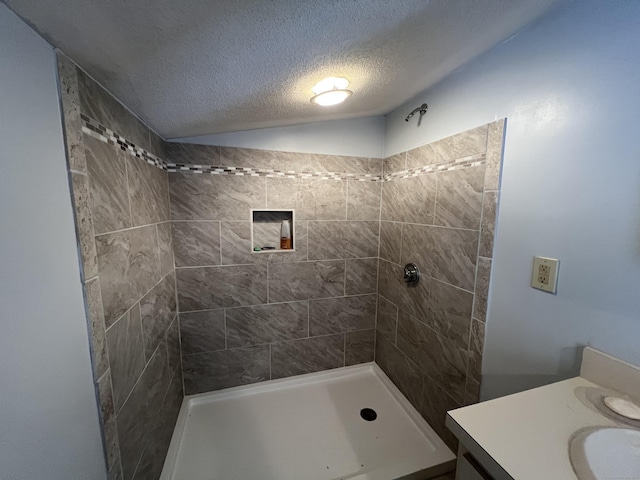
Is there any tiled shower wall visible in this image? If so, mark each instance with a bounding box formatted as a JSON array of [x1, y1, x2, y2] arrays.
[[57, 53, 182, 480], [376, 120, 505, 449], [166, 145, 382, 394]]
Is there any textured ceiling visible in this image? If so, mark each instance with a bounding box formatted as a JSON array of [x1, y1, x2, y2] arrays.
[[5, 0, 561, 138]]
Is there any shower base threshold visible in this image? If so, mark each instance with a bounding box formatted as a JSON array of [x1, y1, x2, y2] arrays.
[[160, 363, 455, 480]]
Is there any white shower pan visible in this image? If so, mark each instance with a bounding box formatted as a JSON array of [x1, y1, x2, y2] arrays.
[[160, 363, 455, 480]]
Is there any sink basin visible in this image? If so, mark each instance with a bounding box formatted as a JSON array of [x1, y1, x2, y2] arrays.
[[570, 427, 640, 480]]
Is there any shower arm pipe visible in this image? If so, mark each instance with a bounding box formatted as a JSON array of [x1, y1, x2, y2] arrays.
[[405, 103, 428, 122]]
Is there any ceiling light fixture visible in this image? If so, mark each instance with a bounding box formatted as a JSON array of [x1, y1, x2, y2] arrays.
[[310, 77, 352, 106]]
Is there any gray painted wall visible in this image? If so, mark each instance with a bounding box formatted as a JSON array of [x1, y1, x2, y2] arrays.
[[384, 0, 640, 398], [0, 4, 107, 479]]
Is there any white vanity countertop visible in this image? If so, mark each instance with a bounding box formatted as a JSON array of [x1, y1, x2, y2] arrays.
[[445, 376, 619, 480]]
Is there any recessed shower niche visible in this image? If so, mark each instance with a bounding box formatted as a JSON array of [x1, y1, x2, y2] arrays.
[[251, 209, 295, 252]]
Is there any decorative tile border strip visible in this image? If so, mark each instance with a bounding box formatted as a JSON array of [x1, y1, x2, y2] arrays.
[[81, 115, 485, 182], [81, 114, 166, 170]]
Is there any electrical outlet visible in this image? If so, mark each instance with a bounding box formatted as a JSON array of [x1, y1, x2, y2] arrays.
[[531, 256, 559, 293]]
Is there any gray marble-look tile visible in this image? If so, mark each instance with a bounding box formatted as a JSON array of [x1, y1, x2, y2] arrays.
[[308, 221, 379, 260], [108, 459, 123, 480], [396, 311, 467, 403], [377, 295, 398, 343], [77, 67, 150, 151], [97, 370, 115, 424], [464, 377, 481, 406], [381, 175, 436, 224], [435, 166, 485, 229], [479, 191, 498, 258], [226, 301, 308, 348], [406, 125, 488, 168], [131, 369, 182, 480], [176, 264, 267, 312], [345, 258, 378, 295], [309, 295, 376, 336], [96, 225, 161, 325], [148, 130, 166, 159], [271, 334, 344, 379], [127, 156, 170, 227], [165, 316, 181, 374], [468, 319, 485, 382], [97, 372, 119, 472], [401, 224, 478, 292], [473, 257, 491, 322], [56, 53, 85, 172], [166, 142, 220, 165], [378, 259, 430, 321], [169, 172, 266, 220], [375, 332, 423, 411], [106, 305, 146, 411], [379, 221, 402, 265], [116, 341, 170, 480], [426, 279, 473, 348], [421, 375, 462, 451], [484, 119, 506, 191], [347, 180, 381, 221], [157, 222, 174, 276], [220, 221, 257, 265], [85, 135, 130, 234], [85, 278, 108, 377], [220, 146, 292, 170], [70, 172, 98, 279], [267, 178, 346, 220], [268, 260, 345, 303], [103, 416, 121, 474], [140, 273, 177, 360], [179, 310, 226, 355], [172, 221, 220, 267], [345, 329, 375, 366], [183, 345, 270, 394], [383, 152, 406, 175], [305, 155, 382, 175]]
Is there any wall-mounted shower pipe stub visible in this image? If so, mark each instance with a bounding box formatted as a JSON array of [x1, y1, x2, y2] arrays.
[[403, 263, 420, 286]]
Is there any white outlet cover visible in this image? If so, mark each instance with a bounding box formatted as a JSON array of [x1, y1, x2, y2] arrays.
[[531, 256, 559, 293]]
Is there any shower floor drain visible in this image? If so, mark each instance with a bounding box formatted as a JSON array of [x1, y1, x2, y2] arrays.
[[360, 408, 377, 421]]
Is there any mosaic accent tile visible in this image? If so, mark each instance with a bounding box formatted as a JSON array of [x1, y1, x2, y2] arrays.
[[77, 69, 150, 151]]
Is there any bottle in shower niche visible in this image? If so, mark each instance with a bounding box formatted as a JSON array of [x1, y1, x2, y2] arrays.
[[280, 219, 292, 249]]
